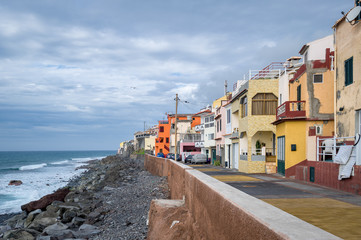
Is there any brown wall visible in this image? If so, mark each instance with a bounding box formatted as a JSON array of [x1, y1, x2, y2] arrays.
[[145, 154, 340, 240], [295, 160, 361, 195]]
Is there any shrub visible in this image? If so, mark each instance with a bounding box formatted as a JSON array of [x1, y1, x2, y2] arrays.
[[214, 160, 221, 166]]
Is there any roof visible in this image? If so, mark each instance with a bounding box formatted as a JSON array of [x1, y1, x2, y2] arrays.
[[193, 109, 211, 117]]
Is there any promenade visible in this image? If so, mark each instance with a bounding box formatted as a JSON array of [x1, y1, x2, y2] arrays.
[[190, 164, 361, 240]]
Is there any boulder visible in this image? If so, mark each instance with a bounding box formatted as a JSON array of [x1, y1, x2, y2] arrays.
[[3, 229, 40, 240], [21, 188, 70, 213], [62, 210, 77, 223], [24, 209, 42, 228], [73, 224, 101, 238], [8, 180, 23, 186], [70, 217, 86, 227], [28, 216, 57, 232], [5, 211, 27, 228], [43, 222, 68, 235]]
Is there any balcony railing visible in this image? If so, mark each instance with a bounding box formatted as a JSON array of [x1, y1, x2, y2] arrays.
[[277, 101, 306, 120], [195, 141, 204, 148], [195, 124, 205, 131]]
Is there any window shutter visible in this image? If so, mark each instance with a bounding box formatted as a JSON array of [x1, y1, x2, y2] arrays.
[[345, 57, 353, 86]]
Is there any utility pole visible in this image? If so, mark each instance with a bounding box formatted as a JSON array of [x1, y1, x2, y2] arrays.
[[174, 94, 179, 160]]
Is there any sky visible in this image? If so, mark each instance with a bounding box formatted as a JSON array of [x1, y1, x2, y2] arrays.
[[0, 0, 353, 151]]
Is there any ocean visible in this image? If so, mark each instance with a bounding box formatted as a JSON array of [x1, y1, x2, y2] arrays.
[[0, 150, 115, 214]]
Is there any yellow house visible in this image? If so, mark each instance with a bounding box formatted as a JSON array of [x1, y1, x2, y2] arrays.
[[233, 63, 280, 174], [273, 45, 334, 177]]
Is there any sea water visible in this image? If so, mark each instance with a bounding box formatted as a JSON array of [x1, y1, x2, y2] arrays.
[[0, 150, 114, 214]]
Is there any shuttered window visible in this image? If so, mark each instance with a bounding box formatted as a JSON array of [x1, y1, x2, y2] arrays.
[[345, 57, 353, 86], [252, 93, 278, 115]]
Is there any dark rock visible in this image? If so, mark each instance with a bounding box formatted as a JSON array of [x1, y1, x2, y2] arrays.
[[70, 217, 85, 227], [8, 180, 23, 186], [21, 188, 70, 213], [62, 210, 76, 223]]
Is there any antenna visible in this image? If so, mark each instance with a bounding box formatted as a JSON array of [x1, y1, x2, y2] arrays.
[[346, 6, 361, 24], [224, 80, 228, 95]]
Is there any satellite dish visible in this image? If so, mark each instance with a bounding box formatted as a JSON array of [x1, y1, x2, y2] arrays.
[[346, 6, 361, 22]]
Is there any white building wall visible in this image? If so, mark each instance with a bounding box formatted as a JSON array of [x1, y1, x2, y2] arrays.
[[303, 35, 333, 62]]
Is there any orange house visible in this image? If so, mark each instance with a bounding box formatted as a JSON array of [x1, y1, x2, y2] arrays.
[[155, 114, 202, 156]]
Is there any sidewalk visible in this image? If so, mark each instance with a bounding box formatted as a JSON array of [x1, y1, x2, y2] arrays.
[[190, 164, 361, 240]]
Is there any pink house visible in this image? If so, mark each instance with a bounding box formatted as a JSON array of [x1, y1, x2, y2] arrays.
[[215, 98, 229, 165]]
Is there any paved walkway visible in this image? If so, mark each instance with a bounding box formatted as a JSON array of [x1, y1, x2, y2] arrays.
[[190, 164, 361, 240]]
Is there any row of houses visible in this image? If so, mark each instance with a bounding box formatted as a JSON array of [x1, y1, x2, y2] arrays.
[[127, 1, 361, 192]]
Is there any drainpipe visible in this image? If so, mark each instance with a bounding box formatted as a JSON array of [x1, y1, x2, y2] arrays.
[[333, 28, 337, 138]]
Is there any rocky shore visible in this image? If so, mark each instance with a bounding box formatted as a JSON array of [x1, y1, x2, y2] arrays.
[[0, 154, 169, 240]]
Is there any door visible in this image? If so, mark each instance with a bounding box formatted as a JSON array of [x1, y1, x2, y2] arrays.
[[212, 149, 216, 164], [297, 85, 302, 111], [228, 145, 231, 168], [357, 110, 361, 165], [277, 136, 285, 175], [232, 143, 239, 169]]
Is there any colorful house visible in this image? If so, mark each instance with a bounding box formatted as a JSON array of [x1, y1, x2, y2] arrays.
[[193, 108, 215, 162], [273, 37, 335, 177], [234, 63, 281, 173], [214, 94, 231, 166], [155, 116, 172, 156]]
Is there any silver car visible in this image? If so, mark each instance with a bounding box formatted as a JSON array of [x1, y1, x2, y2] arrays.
[[191, 154, 207, 164]]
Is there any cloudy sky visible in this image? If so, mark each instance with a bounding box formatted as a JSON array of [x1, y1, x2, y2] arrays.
[[0, 0, 353, 151]]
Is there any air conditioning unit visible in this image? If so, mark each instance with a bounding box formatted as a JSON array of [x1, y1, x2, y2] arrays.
[[315, 124, 323, 136]]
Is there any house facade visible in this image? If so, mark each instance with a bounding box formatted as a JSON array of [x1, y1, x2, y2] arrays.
[[333, 1, 361, 164], [234, 63, 280, 174], [273, 37, 335, 177]]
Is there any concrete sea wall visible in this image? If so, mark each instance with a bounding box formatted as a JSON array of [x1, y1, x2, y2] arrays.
[[145, 154, 341, 240]]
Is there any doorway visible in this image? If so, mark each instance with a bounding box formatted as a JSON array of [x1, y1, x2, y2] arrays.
[[277, 136, 285, 175]]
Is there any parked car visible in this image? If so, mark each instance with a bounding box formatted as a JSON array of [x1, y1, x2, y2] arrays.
[[166, 153, 174, 159], [191, 154, 207, 164], [175, 154, 181, 161], [156, 152, 165, 158], [184, 155, 193, 163]]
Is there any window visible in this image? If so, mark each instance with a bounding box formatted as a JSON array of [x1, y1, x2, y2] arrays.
[[345, 57, 353, 86], [217, 121, 219, 132], [166, 137, 169, 143], [313, 74, 323, 83], [208, 133, 214, 140], [252, 93, 278, 115], [210, 116, 214, 121], [220, 119, 222, 131], [205, 117, 209, 123], [227, 109, 231, 123], [241, 96, 247, 117], [159, 126, 164, 132]]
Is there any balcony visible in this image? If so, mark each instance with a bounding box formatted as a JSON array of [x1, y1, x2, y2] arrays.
[[180, 133, 202, 143], [276, 101, 306, 120], [230, 130, 239, 139], [158, 120, 169, 124], [195, 141, 204, 148], [195, 124, 205, 131]]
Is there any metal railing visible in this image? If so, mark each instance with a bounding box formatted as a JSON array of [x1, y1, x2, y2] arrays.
[[251, 147, 276, 156], [277, 101, 306, 120], [317, 136, 359, 162]]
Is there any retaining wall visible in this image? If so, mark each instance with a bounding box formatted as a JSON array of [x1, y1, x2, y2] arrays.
[[145, 154, 341, 240], [295, 160, 361, 195]]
